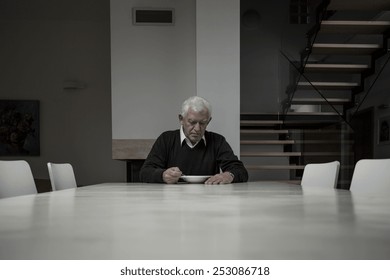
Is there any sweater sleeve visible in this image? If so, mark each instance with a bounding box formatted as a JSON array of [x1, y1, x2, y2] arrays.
[[139, 133, 169, 183], [215, 135, 249, 183]]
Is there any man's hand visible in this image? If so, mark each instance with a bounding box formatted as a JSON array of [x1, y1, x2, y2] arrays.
[[162, 167, 182, 184], [205, 172, 234, 185]]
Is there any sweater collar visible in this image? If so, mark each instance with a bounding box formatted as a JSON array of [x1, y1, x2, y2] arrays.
[[180, 126, 206, 148]]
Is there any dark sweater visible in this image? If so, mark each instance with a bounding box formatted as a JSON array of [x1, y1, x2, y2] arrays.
[[139, 130, 248, 183]]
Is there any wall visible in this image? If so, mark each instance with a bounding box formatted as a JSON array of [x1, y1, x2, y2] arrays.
[[353, 52, 390, 158], [196, 0, 241, 154], [240, 0, 293, 113], [0, 0, 242, 188], [111, 0, 241, 155], [111, 0, 197, 140], [0, 0, 125, 186]]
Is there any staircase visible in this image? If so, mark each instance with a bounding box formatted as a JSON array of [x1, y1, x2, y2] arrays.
[[240, 1, 390, 188], [284, 1, 390, 114], [291, 17, 390, 113], [240, 113, 354, 188]]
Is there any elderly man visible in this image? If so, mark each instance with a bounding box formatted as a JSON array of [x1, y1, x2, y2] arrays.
[[139, 96, 248, 184]]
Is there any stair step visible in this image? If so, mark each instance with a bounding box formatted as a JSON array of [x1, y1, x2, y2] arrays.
[[320, 20, 390, 34], [241, 151, 353, 157], [240, 129, 289, 134], [311, 43, 381, 55], [305, 63, 369, 73], [281, 117, 342, 128], [240, 113, 283, 119], [289, 129, 354, 134], [241, 140, 295, 145], [283, 120, 341, 126], [240, 120, 283, 126], [241, 152, 301, 157], [295, 140, 354, 144], [286, 111, 340, 116], [240, 113, 344, 128], [246, 165, 305, 170], [291, 97, 351, 105], [241, 140, 353, 145], [297, 81, 359, 90], [301, 152, 354, 156]]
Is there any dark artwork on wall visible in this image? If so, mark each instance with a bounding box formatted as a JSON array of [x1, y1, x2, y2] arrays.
[[0, 100, 40, 156]]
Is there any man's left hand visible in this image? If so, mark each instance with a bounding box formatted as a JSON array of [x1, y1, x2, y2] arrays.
[[205, 172, 234, 184]]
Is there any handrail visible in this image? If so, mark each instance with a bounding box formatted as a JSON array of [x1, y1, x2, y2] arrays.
[[280, 50, 352, 129]]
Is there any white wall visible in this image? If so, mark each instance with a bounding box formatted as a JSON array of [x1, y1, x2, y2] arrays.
[[111, 0, 242, 154], [196, 0, 241, 155], [111, 0, 197, 139]]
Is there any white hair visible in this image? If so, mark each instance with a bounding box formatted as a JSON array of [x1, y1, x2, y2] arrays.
[[181, 96, 212, 118]]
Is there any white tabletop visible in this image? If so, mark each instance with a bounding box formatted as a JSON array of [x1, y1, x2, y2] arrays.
[[0, 181, 389, 260]]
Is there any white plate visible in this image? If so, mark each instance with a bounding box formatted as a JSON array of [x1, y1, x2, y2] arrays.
[[180, 175, 211, 183]]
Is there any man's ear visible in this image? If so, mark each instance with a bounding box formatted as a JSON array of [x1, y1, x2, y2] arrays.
[[207, 117, 212, 124], [178, 114, 183, 121]]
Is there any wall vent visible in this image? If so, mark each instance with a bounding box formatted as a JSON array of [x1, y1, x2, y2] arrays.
[[132, 8, 175, 25]]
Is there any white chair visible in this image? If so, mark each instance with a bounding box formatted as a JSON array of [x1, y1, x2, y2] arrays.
[[47, 162, 77, 191], [350, 159, 390, 193], [301, 161, 340, 188], [0, 160, 37, 198]]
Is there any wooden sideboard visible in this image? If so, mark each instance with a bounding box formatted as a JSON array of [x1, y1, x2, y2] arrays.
[[112, 139, 155, 182]]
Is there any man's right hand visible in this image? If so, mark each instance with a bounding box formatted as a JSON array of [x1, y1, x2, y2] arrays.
[[162, 167, 182, 184]]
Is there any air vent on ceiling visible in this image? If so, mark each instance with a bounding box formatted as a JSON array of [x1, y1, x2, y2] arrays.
[[132, 8, 175, 25]]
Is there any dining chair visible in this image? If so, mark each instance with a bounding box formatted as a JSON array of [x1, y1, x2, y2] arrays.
[[0, 160, 37, 198], [301, 160, 340, 188], [47, 162, 78, 191], [350, 159, 390, 193]]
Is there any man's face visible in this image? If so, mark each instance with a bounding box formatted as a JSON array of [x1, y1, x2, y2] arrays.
[[179, 108, 211, 144]]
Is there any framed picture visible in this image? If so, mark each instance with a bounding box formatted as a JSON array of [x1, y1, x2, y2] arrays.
[[0, 100, 40, 156], [378, 115, 390, 145]]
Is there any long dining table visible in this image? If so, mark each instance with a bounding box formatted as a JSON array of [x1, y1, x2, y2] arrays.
[[0, 181, 389, 260]]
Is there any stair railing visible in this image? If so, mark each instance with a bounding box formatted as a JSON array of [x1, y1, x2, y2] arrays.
[[280, 50, 351, 127]]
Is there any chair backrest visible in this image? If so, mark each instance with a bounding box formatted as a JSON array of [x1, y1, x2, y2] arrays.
[[0, 160, 37, 198], [47, 162, 77, 191], [301, 161, 340, 188], [350, 159, 390, 193]]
